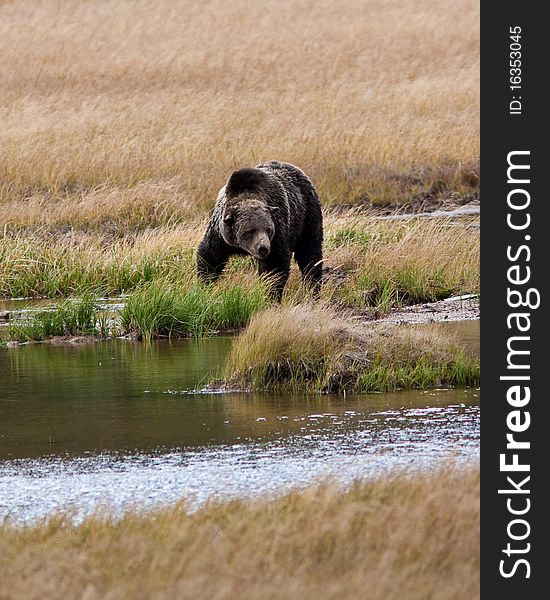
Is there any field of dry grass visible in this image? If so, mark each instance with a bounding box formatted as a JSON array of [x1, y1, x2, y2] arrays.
[[1, 0, 479, 230], [0, 466, 479, 600]]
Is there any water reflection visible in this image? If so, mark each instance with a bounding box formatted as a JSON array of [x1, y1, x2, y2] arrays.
[[0, 324, 479, 523], [1, 338, 233, 459]]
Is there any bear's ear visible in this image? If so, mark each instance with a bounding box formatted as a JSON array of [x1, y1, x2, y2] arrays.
[[223, 208, 235, 224]]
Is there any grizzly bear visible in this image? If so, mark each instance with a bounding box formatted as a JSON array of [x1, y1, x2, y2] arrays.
[[196, 160, 323, 300]]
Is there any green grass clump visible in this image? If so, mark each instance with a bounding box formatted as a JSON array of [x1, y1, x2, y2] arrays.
[[8, 296, 100, 341], [224, 304, 480, 393], [120, 279, 270, 341], [6, 279, 270, 342], [358, 354, 480, 392], [326, 223, 405, 252], [340, 267, 456, 311]]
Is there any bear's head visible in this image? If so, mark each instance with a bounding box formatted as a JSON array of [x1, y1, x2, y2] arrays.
[[221, 199, 278, 260]]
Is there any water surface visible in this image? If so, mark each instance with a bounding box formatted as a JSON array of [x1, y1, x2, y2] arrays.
[[0, 322, 479, 523]]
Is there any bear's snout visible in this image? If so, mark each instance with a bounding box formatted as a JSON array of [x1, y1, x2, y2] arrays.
[[249, 232, 271, 260], [257, 243, 270, 259]]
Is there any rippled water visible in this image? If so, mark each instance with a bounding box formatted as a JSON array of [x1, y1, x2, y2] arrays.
[[0, 322, 479, 523]]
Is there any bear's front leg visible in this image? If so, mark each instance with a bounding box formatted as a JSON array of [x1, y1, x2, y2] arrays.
[[258, 252, 291, 301], [196, 233, 232, 284]]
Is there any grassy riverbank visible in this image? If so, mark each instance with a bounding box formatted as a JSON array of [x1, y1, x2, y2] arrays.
[[5, 296, 480, 393], [2, 212, 479, 308], [4, 213, 480, 386], [6, 280, 271, 342], [0, 467, 479, 600], [224, 304, 479, 393]]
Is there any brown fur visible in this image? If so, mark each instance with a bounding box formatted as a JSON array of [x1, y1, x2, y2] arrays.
[[196, 161, 323, 299]]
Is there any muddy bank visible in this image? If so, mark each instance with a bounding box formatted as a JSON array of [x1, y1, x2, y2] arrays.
[[364, 294, 480, 325]]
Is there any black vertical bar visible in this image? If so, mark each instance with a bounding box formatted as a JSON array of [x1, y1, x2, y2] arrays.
[[481, 2, 548, 597]]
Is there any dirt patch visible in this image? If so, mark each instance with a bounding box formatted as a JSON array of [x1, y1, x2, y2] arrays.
[[365, 294, 479, 325], [329, 190, 480, 216]]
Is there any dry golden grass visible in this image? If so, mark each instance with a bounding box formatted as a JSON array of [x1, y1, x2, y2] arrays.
[[0, 181, 196, 233], [224, 302, 479, 391], [0, 467, 479, 600], [1, 0, 479, 225], [323, 214, 480, 307]]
